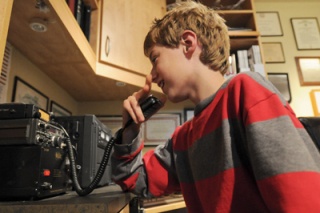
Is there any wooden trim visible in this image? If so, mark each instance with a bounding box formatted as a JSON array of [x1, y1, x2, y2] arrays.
[[310, 89, 320, 116], [144, 201, 186, 213], [0, 0, 13, 72]]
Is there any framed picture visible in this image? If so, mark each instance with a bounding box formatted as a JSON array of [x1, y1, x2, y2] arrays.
[[142, 113, 181, 146], [262, 42, 285, 63], [98, 116, 123, 135], [310, 89, 320, 116], [184, 108, 194, 122], [267, 73, 292, 103], [11, 76, 49, 110], [256, 12, 283, 36], [291, 18, 320, 50], [295, 56, 320, 86], [50, 101, 72, 117]]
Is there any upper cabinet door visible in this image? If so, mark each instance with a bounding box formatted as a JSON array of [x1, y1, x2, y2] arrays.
[[99, 0, 166, 76]]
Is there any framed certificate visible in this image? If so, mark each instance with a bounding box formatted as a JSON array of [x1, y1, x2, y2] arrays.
[[142, 113, 181, 146], [11, 76, 49, 111], [50, 101, 72, 116], [262, 42, 285, 63], [267, 73, 291, 103], [256, 12, 283, 36], [98, 116, 123, 135], [295, 56, 320, 86], [291, 18, 320, 50]]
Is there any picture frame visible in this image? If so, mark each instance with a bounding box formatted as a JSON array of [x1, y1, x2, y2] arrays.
[[184, 108, 194, 122], [267, 73, 292, 103], [50, 101, 72, 117], [295, 56, 320, 86], [11, 76, 49, 110], [262, 42, 285, 63], [310, 89, 320, 116], [291, 18, 320, 50], [98, 116, 123, 135], [142, 113, 181, 146], [256, 12, 283, 36]]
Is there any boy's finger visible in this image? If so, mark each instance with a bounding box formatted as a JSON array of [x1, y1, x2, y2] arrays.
[[134, 74, 153, 101]]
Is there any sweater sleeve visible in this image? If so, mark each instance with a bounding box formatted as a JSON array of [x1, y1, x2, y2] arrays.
[[238, 73, 320, 212], [111, 131, 180, 198]]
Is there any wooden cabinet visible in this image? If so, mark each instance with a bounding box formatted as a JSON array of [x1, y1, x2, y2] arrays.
[[2, 0, 163, 102], [96, 0, 166, 94]]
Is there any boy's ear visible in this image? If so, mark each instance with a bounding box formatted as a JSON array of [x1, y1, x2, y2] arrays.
[[181, 30, 197, 54]]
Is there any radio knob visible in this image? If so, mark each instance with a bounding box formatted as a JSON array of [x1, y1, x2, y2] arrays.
[[36, 135, 44, 143], [38, 122, 45, 129], [40, 182, 52, 190], [52, 136, 62, 147]]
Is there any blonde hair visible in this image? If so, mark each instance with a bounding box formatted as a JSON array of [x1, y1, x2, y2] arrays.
[[144, 1, 230, 74]]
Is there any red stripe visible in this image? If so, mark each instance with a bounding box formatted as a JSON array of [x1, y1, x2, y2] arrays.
[[173, 90, 225, 151], [245, 94, 289, 125], [181, 167, 268, 213], [258, 171, 320, 212], [143, 150, 179, 196], [115, 173, 139, 192]]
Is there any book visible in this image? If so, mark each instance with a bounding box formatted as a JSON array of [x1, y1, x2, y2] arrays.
[[74, 0, 84, 26], [81, 4, 91, 41], [66, 0, 76, 15], [237, 50, 250, 72]]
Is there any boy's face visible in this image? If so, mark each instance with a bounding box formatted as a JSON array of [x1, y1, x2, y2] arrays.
[[149, 44, 194, 103]]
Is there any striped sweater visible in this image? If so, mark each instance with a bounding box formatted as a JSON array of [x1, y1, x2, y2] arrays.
[[112, 72, 320, 212]]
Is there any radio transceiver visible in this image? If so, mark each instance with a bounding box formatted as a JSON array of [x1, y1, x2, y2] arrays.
[[0, 103, 69, 200], [0, 118, 65, 146], [0, 103, 50, 122]]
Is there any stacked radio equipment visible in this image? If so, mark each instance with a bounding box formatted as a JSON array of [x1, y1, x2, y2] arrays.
[[0, 103, 69, 199], [0, 103, 115, 200]]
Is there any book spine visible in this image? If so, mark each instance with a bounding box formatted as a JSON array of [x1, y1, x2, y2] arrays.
[[81, 4, 91, 41], [75, 0, 83, 26]]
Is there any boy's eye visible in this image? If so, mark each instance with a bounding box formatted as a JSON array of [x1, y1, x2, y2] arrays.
[[151, 57, 157, 63]]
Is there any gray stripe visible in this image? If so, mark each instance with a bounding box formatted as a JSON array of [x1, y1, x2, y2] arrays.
[[194, 71, 287, 117], [154, 140, 178, 175], [175, 120, 242, 183], [245, 71, 287, 106], [175, 115, 320, 183], [247, 116, 320, 180]]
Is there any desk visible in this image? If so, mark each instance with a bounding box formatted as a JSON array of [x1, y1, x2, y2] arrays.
[[0, 184, 133, 213]]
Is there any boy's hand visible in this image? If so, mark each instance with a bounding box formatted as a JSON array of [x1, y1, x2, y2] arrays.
[[122, 74, 153, 126]]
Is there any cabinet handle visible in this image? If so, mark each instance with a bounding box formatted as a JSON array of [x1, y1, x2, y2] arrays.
[[105, 36, 110, 57]]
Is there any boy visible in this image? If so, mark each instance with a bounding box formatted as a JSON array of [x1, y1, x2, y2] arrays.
[[111, 1, 320, 212]]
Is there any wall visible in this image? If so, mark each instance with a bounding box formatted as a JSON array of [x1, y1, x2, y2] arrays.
[[255, 0, 320, 116], [5, 46, 79, 114]]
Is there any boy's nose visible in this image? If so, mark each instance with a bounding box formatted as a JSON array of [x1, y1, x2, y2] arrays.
[[150, 68, 157, 82]]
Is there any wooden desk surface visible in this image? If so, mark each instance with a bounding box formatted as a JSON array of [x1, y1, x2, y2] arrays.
[[0, 184, 133, 213]]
